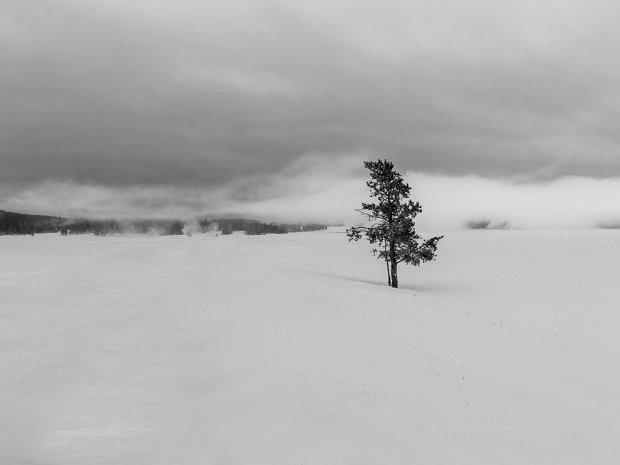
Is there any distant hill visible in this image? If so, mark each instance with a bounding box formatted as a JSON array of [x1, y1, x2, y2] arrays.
[[0, 210, 328, 236]]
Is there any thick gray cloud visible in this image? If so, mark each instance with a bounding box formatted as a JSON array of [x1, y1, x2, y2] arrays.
[[2, 0, 620, 217]]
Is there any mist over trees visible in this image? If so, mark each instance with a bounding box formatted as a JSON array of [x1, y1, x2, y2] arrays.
[[200, 219, 327, 235], [347, 159, 442, 288], [58, 219, 185, 236], [0, 210, 327, 237]]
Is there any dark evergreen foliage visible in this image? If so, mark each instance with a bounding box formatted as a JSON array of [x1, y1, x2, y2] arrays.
[[0, 210, 63, 235], [347, 159, 443, 288]]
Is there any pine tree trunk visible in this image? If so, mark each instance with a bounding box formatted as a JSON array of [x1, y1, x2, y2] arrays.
[[384, 242, 391, 286], [389, 241, 398, 288], [390, 260, 398, 288]]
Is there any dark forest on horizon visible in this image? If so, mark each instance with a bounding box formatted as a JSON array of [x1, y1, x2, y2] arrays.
[[0, 210, 328, 237]]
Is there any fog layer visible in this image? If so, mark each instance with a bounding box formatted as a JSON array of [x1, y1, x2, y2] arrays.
[[3, 156, 620, 230]]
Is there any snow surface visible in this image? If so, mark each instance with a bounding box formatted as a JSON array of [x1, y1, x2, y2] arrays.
[[2, 228, 620, 464]]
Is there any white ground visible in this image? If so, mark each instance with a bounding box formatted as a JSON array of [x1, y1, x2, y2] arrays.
[[2, 228, 620, 464]]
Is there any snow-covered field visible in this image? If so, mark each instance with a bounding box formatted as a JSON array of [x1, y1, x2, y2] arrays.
[[2, 228, 620, 464]]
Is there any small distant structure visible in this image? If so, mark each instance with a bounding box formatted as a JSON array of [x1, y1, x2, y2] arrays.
[[231, 230, 246, 236]]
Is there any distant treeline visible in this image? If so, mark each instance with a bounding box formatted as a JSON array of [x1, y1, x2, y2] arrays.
[[0, 210, 63, 235], [59, 219, 184, 236], [464, 219, 510, 230], [0, 209, 327, 236], [200, 219, 327, 235]]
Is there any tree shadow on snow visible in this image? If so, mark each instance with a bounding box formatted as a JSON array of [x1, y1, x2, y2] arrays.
[[335, 273, 462, 294]]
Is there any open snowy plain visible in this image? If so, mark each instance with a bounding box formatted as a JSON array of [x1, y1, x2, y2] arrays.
[[2, 228, 620, 464]]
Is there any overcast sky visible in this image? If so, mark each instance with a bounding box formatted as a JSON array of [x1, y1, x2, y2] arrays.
[[2, 0, 620, 225]]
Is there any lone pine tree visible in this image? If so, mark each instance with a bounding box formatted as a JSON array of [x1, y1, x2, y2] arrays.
[[347, 159, 443, 288]]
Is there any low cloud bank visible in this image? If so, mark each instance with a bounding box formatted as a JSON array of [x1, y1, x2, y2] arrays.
[[411, 174, 620, 230], [3, 156, 620, 230]]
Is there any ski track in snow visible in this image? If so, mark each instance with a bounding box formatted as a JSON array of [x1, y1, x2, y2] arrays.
[[1, 228, 620, 464]]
